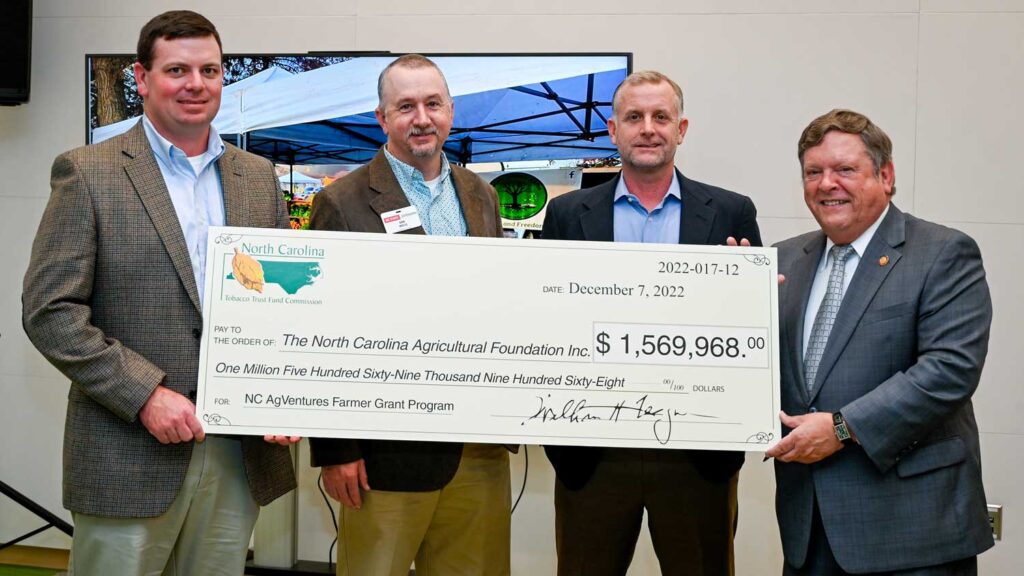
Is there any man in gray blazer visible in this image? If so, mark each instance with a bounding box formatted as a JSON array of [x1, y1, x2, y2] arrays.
[[22, 11, 295, 576], [768, 109, 994, 575], [307, 54, 511, 576]]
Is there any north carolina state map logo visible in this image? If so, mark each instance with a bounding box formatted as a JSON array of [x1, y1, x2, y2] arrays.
[[227, 248, 321, 295]]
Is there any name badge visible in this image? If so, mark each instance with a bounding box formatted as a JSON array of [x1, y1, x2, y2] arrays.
[[380, 206, 423, 234]]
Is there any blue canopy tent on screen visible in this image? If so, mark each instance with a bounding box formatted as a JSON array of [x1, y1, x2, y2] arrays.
[[241, 55, 629, 165], [90, 54, 631, 166]]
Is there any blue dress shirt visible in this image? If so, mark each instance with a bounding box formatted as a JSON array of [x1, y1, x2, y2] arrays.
[[142, 115, 226, 307], [383, 146, 467, 236], [612, 173, 682, 244]]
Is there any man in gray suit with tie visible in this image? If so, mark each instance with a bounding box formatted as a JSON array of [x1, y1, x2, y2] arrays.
[[22, 11, 296, 576], [768, 109, 994, 575]]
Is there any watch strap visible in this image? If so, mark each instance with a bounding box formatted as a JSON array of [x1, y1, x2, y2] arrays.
[[833, 411, 853, 444]]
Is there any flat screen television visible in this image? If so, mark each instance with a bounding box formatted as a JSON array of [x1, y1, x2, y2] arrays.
[[0, 0, 33, 105], [87, 52, 630, 232]]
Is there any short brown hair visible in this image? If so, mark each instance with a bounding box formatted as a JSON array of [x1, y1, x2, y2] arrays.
[[136, 10, 222, 70], [377, 54, 451, 108], [612, 70, 684, 117], [798, 109, 895, 193]]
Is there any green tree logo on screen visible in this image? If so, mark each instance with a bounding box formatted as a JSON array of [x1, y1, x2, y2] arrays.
[[491, 172, 548, 221]]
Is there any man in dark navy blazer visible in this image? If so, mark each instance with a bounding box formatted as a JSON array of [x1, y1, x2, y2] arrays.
[[541, 70, 761, 576]]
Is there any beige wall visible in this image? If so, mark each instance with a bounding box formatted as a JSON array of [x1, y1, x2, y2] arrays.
[[2, 1, 1022, 574]]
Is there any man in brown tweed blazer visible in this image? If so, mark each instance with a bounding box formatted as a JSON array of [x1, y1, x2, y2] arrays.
[[22, 11, 295, 576], [308, 55, 512, 576]]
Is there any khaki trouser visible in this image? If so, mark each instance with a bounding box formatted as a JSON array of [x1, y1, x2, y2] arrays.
[[69, 436, 259, 576], [337, 443, 512, 576]]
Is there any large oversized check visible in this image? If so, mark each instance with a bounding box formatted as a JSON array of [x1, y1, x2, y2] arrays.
[[198, 227, 780, 451]]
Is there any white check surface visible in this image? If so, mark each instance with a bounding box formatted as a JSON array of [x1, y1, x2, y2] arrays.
[[198, 227, 780, 451]]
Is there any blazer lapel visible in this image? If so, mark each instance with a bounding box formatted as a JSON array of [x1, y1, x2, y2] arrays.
[[678, 172, 715, 244], [786, 233, 827, 405], [367, 150, 426, 235], [218, 148, 248, 227], [808, 205, 905, 401], [578, 176, 617, 241], [121, 123, 202, 314], [451, 167, 487, 237]]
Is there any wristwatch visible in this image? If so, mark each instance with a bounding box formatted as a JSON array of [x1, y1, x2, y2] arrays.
[[833, 412, 853, 445]]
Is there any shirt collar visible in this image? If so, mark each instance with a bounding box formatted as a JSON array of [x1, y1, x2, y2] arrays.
[[613, 172, 681, 207], [383, 145, 451, 187], [141, 114, 225, 170], [824, 202, 891, 258]]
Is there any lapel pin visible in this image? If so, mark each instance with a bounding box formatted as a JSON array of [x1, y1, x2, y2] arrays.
[[879, 255, 889, 266]]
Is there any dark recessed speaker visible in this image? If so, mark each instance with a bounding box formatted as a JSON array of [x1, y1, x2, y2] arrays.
[[0, 0, 32, 106]]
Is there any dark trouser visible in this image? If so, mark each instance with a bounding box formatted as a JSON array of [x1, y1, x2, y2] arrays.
[[783, 499, 977, 576], [554, 448, 738, 576]]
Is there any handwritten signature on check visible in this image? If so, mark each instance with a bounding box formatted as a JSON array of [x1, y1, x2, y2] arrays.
[[525, 394, 718, 445]]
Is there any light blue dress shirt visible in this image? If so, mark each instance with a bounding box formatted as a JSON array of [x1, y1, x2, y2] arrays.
[[802, 203, 890, 358], [142, 116, 226, 307], [383, 146, 467, 236], [612, 173, 682, 244]]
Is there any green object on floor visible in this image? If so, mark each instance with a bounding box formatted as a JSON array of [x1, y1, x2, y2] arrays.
[[0, 565, 59, 576]]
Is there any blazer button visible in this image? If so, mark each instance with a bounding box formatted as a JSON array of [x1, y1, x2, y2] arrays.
[[808, 407, 818, 413], [192, 328, 202, 339]]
